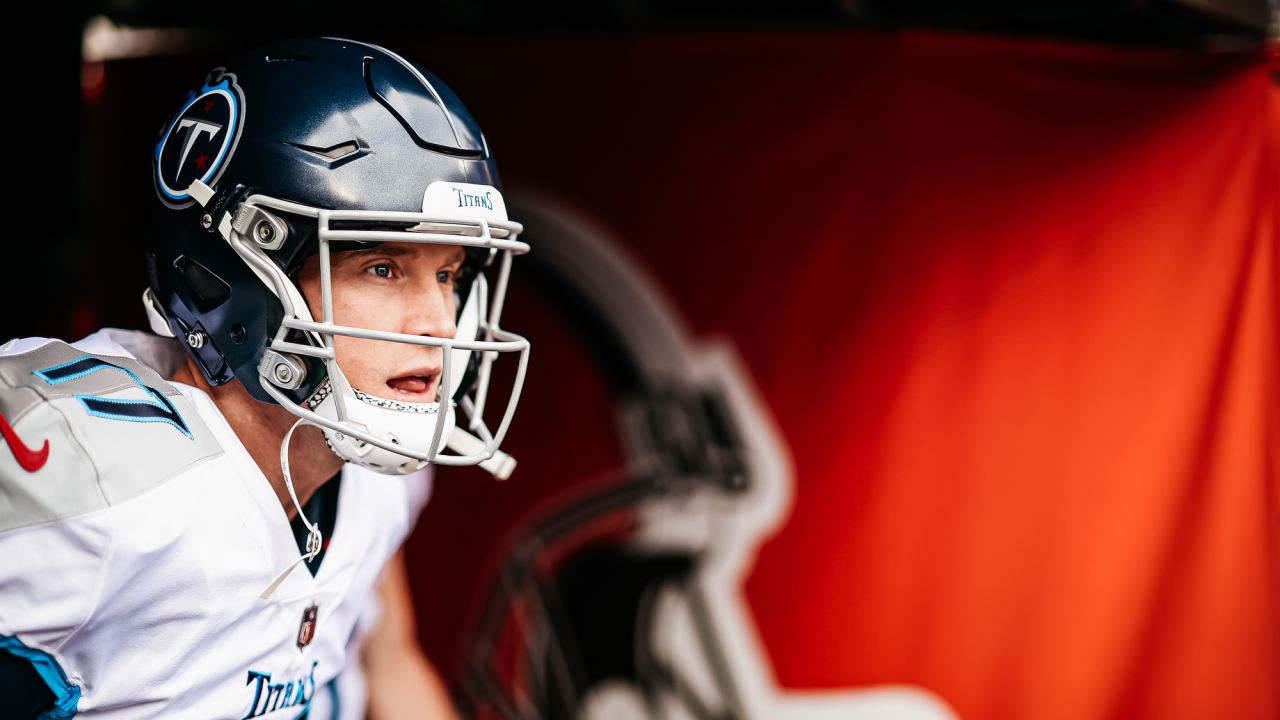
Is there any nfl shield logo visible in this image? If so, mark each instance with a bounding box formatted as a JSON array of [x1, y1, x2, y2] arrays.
[[297, 603, 319, 650]]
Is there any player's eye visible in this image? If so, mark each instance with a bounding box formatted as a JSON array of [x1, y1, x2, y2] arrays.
[[436, 269, 455, 284], [367, 263, 395, 279]]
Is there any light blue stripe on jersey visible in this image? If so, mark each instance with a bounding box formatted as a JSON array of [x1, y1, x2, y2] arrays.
[[0, 634, 80, 718]]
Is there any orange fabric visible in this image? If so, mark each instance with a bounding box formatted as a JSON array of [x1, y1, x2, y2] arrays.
[[409, 31, 1279, 718]]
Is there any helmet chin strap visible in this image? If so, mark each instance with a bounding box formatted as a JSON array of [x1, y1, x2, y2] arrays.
[[259, 417, 323, 600]]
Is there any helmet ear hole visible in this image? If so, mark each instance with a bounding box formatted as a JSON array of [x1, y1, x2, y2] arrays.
[[175, 256, 231, 313]]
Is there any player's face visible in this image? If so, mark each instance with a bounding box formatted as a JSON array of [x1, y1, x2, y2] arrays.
[[297, 241, 466, 403]]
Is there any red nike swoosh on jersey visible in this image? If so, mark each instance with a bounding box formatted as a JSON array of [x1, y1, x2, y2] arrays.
[[0, 411, 50, 472]]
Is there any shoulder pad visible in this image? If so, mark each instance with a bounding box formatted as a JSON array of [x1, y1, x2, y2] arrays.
[[0, 339, 224, 532]]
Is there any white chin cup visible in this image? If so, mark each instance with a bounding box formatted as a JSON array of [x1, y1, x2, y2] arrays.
[[305, 369, 458, 476]]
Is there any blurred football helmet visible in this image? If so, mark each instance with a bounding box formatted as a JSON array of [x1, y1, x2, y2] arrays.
[[454, 195, 955, 720], [143, 36, 529, 478]]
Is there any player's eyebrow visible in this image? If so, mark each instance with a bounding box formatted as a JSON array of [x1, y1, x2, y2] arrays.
[[333, 244, 466, 264]]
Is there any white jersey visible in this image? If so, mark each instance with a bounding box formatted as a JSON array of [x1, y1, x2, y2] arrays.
[[0, 328, 433, 718]]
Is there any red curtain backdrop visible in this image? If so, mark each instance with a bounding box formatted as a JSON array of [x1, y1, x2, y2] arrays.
[[405, 30, 1279, 719]]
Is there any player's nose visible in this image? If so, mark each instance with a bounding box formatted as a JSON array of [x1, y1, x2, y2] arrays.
[[404, 273, 457, 341]]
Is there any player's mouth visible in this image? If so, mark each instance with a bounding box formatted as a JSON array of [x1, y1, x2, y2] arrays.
[[385, 367, 441, 402]]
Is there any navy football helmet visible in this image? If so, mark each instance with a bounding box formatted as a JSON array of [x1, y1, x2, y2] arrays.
[[144, 36, 529, 477]]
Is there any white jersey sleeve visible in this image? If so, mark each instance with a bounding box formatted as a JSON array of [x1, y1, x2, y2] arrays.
[[0, 335, 225, 711], [2, 330, 430, 718]]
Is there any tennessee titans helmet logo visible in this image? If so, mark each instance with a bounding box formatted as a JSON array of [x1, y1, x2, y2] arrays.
[[153, 68, 245, 209]]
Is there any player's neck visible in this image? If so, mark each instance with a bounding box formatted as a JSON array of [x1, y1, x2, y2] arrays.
[[169, 358, 344, 520]]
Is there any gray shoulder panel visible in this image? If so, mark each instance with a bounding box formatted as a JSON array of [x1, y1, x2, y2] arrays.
[[0, 340, 225, 532]]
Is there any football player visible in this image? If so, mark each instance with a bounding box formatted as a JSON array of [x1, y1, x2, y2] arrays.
[[0, 36, 529, 718]]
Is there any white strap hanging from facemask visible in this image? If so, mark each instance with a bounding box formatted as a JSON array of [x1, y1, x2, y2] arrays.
[[259, 417, 324, 600]]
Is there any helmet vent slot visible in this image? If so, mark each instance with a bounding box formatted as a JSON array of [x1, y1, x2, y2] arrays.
[[299, 140, 359, 160], [285, 139, 367, 167], [174, 255, 231, 313]]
